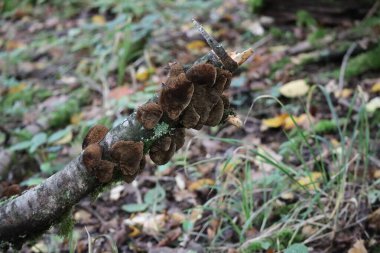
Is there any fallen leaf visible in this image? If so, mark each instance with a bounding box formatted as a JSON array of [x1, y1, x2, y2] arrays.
[[188, 178, 215, 191], [334, 88, 353, 98], [296, 172, 323, 190], [186, 40, 207, 51], [262, 114, 289, 128], [92, 15, 106, 25], [8, 83, 27, 94], [283, 114, 308, 130], [74, 210, 92, 223], [108, 85, 134, 100], [279, 79, 309, 98], [348, 240, 367, 253], [124, 213, 166, 236], [371, 82, 380, 93], [127, 225, 141, 237], [70, 112, 83, 125], [6, 40, 26, 51], [373, 170, 380, 179], [366, 97, 380, 113], [54, 130, 73, 145]]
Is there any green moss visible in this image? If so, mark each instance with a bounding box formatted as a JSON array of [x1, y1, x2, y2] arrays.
[[335, 42, 380, 79], [56, 208, 74, 239]]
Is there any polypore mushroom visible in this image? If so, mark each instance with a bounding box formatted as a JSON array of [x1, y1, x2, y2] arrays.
[[82, 144, 115, 183], [82, 125, 109, 149], [136, 102, 163, 129], [213, 68, 232, 94], [149, 136, 176, 165], [110, 141, 144, 180], [160, 62, 194, 120], [186, 63, 217, 86]]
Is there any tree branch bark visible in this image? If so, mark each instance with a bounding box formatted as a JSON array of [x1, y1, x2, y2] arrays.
[[0, 21, 253, 248]]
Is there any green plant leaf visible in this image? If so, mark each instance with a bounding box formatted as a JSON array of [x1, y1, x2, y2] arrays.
[[144, 185, 165, 204], [48, 127, 72, 144], [122, 203, 148, 213], [9, 141, 31, 152], [284, 243, 308, 253], [29, 132, 47, 153]]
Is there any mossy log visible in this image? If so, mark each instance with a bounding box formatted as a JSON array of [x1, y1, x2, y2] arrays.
[[0, 21, 253, 249]]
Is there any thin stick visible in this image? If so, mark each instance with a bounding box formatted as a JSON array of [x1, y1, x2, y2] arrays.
[[192, 19, 238, 72]]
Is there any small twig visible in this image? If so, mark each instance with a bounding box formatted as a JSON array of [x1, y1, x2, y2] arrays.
[[192, 19, 238, 72]]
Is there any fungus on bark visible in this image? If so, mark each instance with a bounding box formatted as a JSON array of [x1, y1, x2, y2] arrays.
[[159, 62, 194, 120], [136, 102, 163, 129], [149, 136, 176, 165], [110, 141, 144, 182]]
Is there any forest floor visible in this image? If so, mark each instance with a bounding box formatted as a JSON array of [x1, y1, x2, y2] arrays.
[[1, 0, 380, 252]]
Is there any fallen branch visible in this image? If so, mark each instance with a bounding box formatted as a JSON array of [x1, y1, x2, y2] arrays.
[[0, 21, 253, 248]]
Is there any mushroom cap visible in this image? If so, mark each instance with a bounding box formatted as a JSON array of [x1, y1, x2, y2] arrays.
[[205, 97, 224, 126], [160, 72, 194, 120], [110, 141, 144, 176], [82, 143, 102, 171], [94, 160, 115, 183], [136, 102, 163, 129], [180, 105, 200, 128], [82, 125, 109, 149], [213, 68, 232, 94], [149, 137, 176, 165], [172, 128, 186, 151], [186, 63, 217, 86]]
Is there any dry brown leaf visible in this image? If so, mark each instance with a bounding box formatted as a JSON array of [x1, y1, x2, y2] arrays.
[[108, 86, 134, 100], [348, 240, 367, 253], [188, 178, 215, 191], [8, 83, 27, 94]]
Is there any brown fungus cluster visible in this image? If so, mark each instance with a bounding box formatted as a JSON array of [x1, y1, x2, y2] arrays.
[[82, 125, 145, 183], [83, 62, 233, 183]]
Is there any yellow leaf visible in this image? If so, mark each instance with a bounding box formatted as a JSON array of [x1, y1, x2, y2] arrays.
[[371, 82, 380, 93], [296, 172, 323, 190], [221, 159, 241, 174], [334, 88, 353, 98], [128, 225, 141, 237], [348, 240, 367, 253], [91, 15, 106, 25], [366, 97, 380, 113], [188, 178, 215, 191], [8, 83, 27, 94], [262, 114, 288, 128], [136, 66, 152, 82], [6, 40, 26, 51], [70, 112, 83, 125], [283, 114, 307, 130], [279, 79, 310, 98], [54, 131, 73, 145], [186, 40, 207, 51]]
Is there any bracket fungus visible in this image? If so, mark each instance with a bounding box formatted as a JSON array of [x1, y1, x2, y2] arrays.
[[82, 125, 145, 183], [136, 102, 163, 129], [159, 62, 194, 120]]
